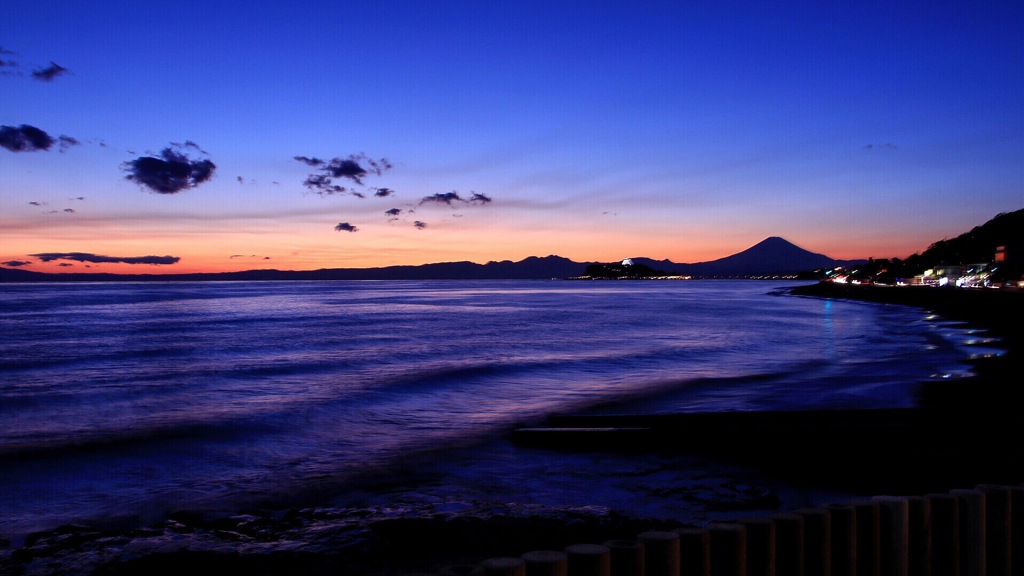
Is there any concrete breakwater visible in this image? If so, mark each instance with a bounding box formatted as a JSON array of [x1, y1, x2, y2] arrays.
[[436, 484, 1023, 576]]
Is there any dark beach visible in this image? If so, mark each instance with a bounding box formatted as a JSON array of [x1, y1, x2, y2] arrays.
[[2, 282, 1022, 576]]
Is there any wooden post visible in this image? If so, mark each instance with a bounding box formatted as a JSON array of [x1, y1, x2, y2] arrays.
[[603, 540, 644, 576], [771, 513, 805, 576], [738, 517, 776, 576], [826, 504, 857, 576], [638, 531, 680, 576], [906, 496, 931, 576], [521, 551, 568, 576], [708, 523, 747, 576], [564, 544, 610, 576], [673, 527, 710, 576], [926, 493, 960, 576], [872, 496, 909, 576], [798, 508, 831, 576], [951, 489, 986, 576], [481, 557, 526, 576], [976, 484, 1011, 576]]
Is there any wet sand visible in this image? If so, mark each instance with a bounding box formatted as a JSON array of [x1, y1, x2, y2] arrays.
[[3, 282, 1021, 575]]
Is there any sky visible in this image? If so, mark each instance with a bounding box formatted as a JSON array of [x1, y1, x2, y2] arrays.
[[2, 1, 1022, 274]]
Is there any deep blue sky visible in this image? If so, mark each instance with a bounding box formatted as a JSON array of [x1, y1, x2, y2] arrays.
[[3, 1, 1022, 272]]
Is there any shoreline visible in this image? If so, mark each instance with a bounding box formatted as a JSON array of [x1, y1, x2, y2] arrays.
[[3, 281, 1022, 574], [790, 281, 1022, 411]]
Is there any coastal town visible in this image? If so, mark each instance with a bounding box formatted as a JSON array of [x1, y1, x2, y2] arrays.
[[821, 246, 1022, 289]]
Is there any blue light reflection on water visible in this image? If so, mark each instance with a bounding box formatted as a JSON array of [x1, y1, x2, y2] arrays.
[[0, 280, 979, 538]]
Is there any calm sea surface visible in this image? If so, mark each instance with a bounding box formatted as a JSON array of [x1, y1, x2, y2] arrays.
[[0, 280, 983, 540]]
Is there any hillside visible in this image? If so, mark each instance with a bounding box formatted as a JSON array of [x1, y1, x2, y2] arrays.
[[838, 208, 1024, 284], [917, 209, 1024, 266]]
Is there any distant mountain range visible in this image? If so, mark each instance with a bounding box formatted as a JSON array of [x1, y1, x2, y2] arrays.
[[0, 237, 864, 282]]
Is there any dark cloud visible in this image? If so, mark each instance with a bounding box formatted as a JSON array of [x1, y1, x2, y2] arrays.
[[334, 222, 358, 232], [58, 262, 74, 267], [467, 192, 492, 204], [0, 124, 54, 152], [324, 158, 367, 183], [420, 190, 494, 207], [385, 208, 402, 216], [71, 196, 85, 201], [0, 46, 16, 55], [63, 208, 75, 213], [229, 254, 270, 260], [2, 260, 31, 267], [298, 153, 392, 196], [420, 191, 463, 206], [304, 174, 348, 196], [31, 62, 69, 82], [414, 221, 427, 229], [29, 201, 46, 206], [372, 187, 395, 198], [293, 155, 325, 167], [123, 144, 216, 194], [30, 252, 181, 265]]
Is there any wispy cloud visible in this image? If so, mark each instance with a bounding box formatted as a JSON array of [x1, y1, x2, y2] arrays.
[[334, 222, 358, 232], [293, 155, 324, 166], [0, 46, 19, 75], [58, 135, 80, 152], [467, 192, 492, 204], [29, 252, 181, 265], [123, 143, 216, 194], [372, 187, 395, 198], [31, 61, 69, 82], [419, 190, 494, 206], [419, 191, 462, 206], [1, 260, 31, 267], [413, 221, 427, 229]]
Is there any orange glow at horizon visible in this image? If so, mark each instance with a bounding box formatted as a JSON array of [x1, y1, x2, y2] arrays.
[[3, 216, 939, 275]]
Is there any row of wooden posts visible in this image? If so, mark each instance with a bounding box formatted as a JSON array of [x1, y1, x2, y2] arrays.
[[433, 484, 1024, 576]]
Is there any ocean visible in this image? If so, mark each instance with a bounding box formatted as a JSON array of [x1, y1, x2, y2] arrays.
[[0, 280, 984, 542]]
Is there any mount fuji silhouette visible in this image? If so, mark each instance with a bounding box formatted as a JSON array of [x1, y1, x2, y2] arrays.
[[628, 237, 863, 277]]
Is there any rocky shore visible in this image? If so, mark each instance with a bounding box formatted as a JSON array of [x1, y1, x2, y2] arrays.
[[3, 281, 1020, 575]]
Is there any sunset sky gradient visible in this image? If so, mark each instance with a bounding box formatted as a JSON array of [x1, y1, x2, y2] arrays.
[[3, 1, 1023, 274]]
